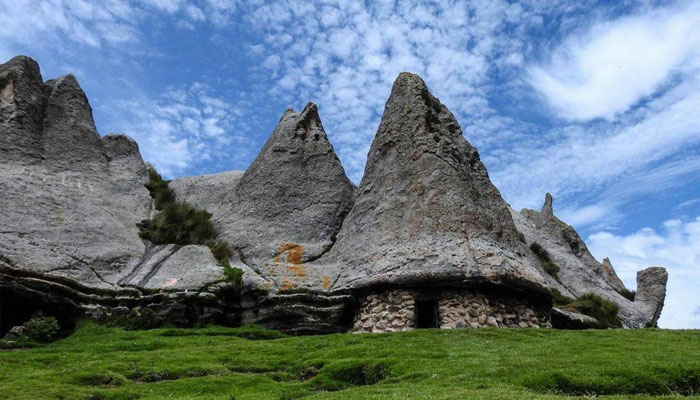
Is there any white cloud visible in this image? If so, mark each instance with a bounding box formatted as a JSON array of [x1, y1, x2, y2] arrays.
[[587, 216, 700, 328], [528, 2, 700, 121], [104, 83, 251, 177], [242, 0, 562, 182]]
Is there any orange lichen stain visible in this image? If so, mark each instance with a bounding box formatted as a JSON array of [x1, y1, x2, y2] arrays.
[[322, 275, 331, 290], [274, 243, 304, 265], [286, 264, 307, 278], [280, 279, 296, 291]]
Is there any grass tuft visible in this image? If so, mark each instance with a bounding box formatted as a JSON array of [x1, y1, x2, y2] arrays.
[[530, 242, 561, 282], [552, 289, 574, 307], [563, 293, 622, 328], [617, 288, 636, 301]]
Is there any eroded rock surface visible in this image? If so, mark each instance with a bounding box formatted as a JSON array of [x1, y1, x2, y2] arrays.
[[0, 55, 669, 334], [215, 103, 356, 291], [326, 73, 548, 300], [512, 194, 668, 328]]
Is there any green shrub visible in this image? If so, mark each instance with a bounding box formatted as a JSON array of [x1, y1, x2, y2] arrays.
[[617, 288, 636, 301], [529, 242, 550, 261], [540, 260, 560, 280], [564, 293, 622, 328], [206, 239, 235, 266], [138, 166, 243, 296], [138, 201, 217, 246], [552, 289, 574, 307], [24, 316, 60, 342], [144, 168, 175, 210], [223, 263, 243, 287], [530, 242, 561, 281]]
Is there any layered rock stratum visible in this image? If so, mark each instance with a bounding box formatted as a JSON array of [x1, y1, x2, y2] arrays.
[[0, 56, 667, 334]]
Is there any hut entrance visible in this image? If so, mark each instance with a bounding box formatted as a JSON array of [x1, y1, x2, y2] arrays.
[[415, 299, 439, 328]]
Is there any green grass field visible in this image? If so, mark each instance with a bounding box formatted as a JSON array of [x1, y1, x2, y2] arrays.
[[1, 322, 699, 399]]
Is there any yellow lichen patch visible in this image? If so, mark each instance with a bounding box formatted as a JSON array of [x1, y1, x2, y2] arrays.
[[280, 279, 296, 291], [274, 243, 304, 265], [286, 264, 307, 278], [322, 275, 331, 290]]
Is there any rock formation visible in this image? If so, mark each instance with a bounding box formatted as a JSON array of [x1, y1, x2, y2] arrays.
[[511, 194, 668, 328], [0, 56, 668, 335]]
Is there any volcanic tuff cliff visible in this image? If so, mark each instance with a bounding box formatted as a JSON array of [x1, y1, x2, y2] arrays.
[[0, 56, 667, 334]]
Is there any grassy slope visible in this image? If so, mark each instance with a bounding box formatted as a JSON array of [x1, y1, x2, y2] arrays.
[[1, 322, 699, 400]]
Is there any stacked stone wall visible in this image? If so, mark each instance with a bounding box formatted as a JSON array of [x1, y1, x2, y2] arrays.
[[353, 289, 550, 333]]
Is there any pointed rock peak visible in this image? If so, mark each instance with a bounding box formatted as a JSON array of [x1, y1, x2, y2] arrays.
[[280, 107, 297, 122], [220, 102, 354, 267], [330, 74, 548, 297], [103, 133, 142, 158], [43, 72, 106, 170], [542, 193, 554, 216], [0, 55, 42, 80], [0, 55, 45, 164], [602, 257, 611, 265], [268, 102, 329, 146], [394, 71, 429, 90]]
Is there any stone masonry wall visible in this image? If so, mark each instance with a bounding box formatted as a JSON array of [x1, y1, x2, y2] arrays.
[[438, 290, 550, 329], [352, 290, 415, 333], [352, 289, 550, 333]]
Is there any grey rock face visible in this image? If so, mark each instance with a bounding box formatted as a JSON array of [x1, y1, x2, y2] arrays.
[[512, 194, 668, 328], [0, 56, 44, 164], [43, 75, 108, 172], [635, 267, 668, 327], [103, 133, 149, 184], [215, 103, 355, 290], [0, 59, 150, 290], [600, 257, 626, 293], [327, 73, 548, 298], [170, 170, 244, 217]]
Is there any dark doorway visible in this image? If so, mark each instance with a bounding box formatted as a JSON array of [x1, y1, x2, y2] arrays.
[[415, 300, 439, 328], [0, 286, 76, 337]]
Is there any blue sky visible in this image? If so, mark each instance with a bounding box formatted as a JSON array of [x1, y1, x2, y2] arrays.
[[1, 0, 699, 328]]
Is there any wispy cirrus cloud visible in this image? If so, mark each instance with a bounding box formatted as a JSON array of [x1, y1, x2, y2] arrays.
[[103, 82, 256, 177], [527, 1, 700, 121]]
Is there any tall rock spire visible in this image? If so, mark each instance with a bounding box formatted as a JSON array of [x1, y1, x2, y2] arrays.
[[219, 102, 355, 267], [0, 56, 45, 164], [43, 74, 107, 171], [328, 73, 547, 296], [542, 193, 554, 217]]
